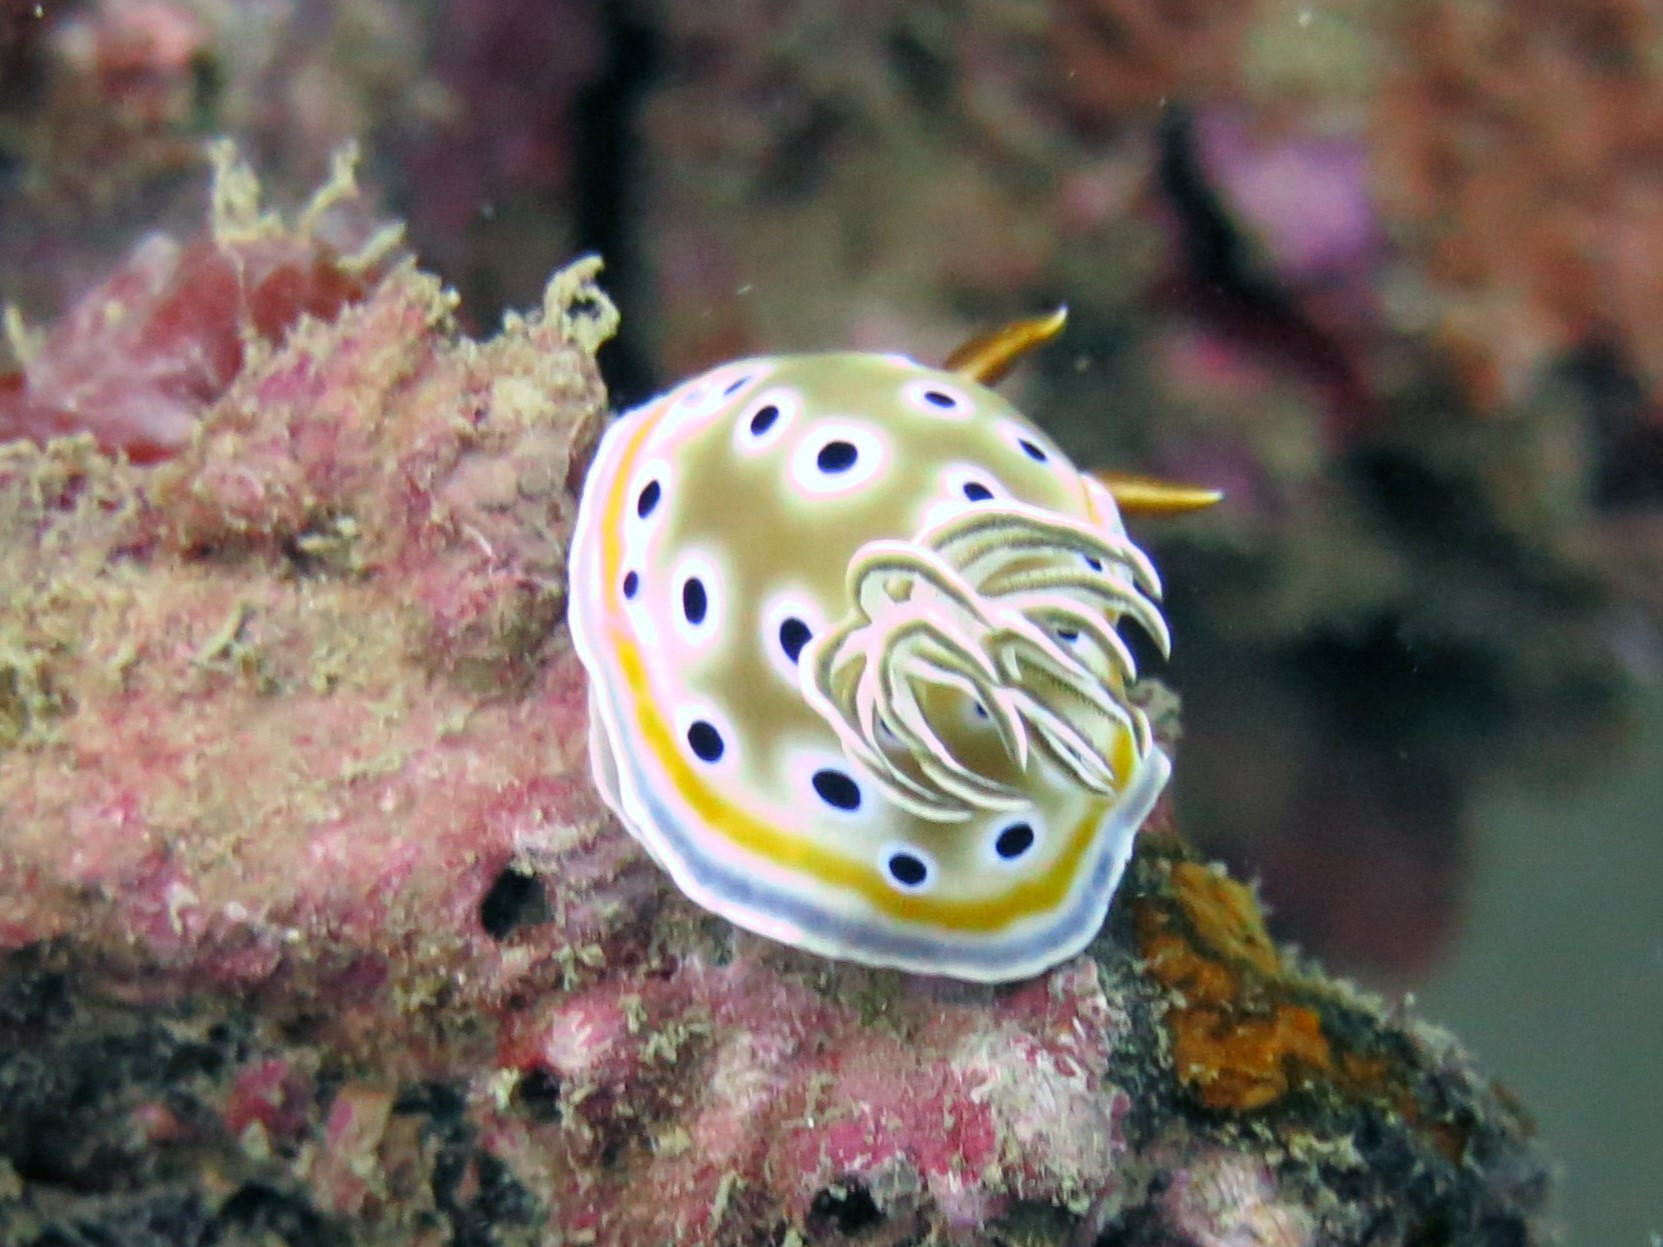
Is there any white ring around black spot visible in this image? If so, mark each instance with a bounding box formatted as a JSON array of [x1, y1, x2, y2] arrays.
[[706, 358, 775, 402], [719, 364, 767, 399], [985, 812, 1047, 869], [879, 843, 937, 893], [651, 376, 727, 441], [779, 617, 812, 663], [997, 419, 1061, 467], [816, 439, 860, 473], [673, 701, 741, 773], [787, 747, 870, 823], [994, 822, 1035, 860], [668, 549, 725, 646], [789, 422, 887, 496], [902, 377, 972, 420], [761, 591, 828, 685], [626, 458, 673, 530], [636, 478, 662, 518], [687, 719, 724, 762], [812, 768, 862, 811], [732, 387, 800, 455], [927, 466, 1006, 523], [682, 577, 708, 625]]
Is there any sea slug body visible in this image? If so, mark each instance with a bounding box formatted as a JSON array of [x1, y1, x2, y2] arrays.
[[569, 318, 1175, 981]]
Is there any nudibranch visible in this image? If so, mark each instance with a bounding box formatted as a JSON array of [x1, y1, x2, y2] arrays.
[[570, 310, 1212, 981]]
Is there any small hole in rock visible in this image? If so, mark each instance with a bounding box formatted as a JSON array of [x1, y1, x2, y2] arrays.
[[512, 1068, 563, 1123], [220, 1182, 336, 1245], [478, 868, 552, 940], [807, 1181, 884, 1236]]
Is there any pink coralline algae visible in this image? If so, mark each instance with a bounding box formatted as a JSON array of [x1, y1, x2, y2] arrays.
[[488, 957, 1129, 1239], [0, 144, 395, 462], [0, 160, 1550, 1245]]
